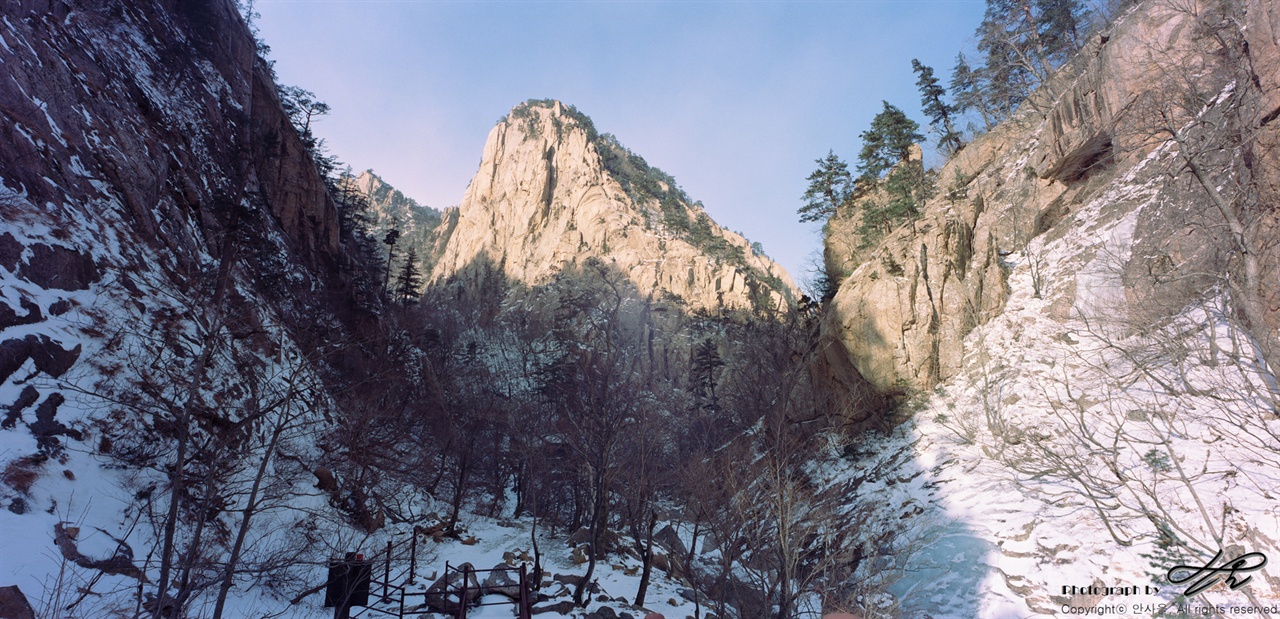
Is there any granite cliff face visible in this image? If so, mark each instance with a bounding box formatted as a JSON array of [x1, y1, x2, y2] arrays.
[[429, 101, 798, 312], [0, 0, 342, 277], [813, 4, 1280, 612], [1, 0, 355, 605], [818, 0, 1280, 426], [0, 0, 348, 422]]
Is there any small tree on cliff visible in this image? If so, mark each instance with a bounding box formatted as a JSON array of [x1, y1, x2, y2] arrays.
[[852, 103, 932, 241], [950, 52, 995, 131], [912, 59, 964, 157], [382, 228, 400, 296], [278, 85, 338, 182], [798, 151, 854, 223], [856, 102, 924, 184]]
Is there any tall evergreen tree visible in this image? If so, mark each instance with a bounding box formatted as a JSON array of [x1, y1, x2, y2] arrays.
[[950, 53, 994, 131], [395, 247, 424, 304], [1036, 0, 1086, 64], [382, 228, 400, 295], [334, 167, 374, 238], [981, 0, 1054, 81], [798, 151, 853, 223], [912, 59, 964, 156], [856, 102, 924, 183], [976, 17, 1036, 119], [278, 85, 339, 182], [691, 338, 724, 414], [972, 0, 1096, 121], [851, 104, 932, 243]]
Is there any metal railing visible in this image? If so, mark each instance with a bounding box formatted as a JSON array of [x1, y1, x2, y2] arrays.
[[343, 531, 533, 619]]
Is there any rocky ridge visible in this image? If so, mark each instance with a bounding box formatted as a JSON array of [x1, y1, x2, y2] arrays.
[[347, 169, 441, 275], [428, 100, 798, 313]]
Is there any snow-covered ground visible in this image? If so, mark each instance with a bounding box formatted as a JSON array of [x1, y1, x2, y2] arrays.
[[822, 139, 1280, 617]]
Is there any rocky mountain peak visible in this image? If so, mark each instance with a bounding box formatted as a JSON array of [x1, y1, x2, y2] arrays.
[[429, 99, 798, 312]]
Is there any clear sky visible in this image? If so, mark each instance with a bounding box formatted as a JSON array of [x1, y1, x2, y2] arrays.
[[253, 0, 988, 285]]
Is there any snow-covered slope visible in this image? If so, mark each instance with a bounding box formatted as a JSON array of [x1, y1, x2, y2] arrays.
[[827, 139, 1280, 616], [817, 0, 1280, 611], [0, 0, 351, 614]]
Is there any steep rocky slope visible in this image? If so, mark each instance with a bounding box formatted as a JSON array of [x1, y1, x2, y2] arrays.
[[0, 0, 356, 613], [814, 0, 1280, 614], [429, 100, 798, 313], [818, 0, 1280, 427]]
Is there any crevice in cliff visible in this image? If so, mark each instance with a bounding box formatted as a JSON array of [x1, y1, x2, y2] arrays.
[[1045, 131, 1115, 183]]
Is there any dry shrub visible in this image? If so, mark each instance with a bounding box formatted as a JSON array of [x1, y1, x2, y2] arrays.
[[2, 455, 46, 494]]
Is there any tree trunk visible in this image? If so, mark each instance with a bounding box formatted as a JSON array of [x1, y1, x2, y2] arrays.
[[446, 445, 472, 534], [153, 207, 241, 617], [573, 470, 607, 607], [1175, 129, 1280, 387], [633, 514, 656, 607], [212, 418, 287, 619]]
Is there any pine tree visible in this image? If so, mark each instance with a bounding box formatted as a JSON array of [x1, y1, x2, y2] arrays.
[[856, 102, 924, 183], [382, 228, 400, 296], [950, 53, 994, 131], [691, 338, 724, 413], [981, 0, 1054, 82], [278, 85, 338, 182], [972, 0, 1096, 120], [912, 59, 964, 156], [1036, 0, 1086, 64], [851, 104, 932, 244], [334, 168, 374, 238], [976, 17, 1036, 119], [394, 247, 423, 304], [798, 151, 853, 223]]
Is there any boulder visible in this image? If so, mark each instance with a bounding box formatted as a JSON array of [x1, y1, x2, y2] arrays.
[[552, 573, 584, 589], [2, 386, 40, 429], [18, 244, 99, 291], [0, 233, 22, 273], [653, 524, 687, 558], [0, 585, 36, 619], [568, 526, 592, 547], [480, 563, 522, 599], [585, 606, 618, 619], [26, 335, 80, 378], [0, 339, 31, 385], [423, 562, 480, 615], [313, 466, 339, 493], [0, 336, 81, 385], [532, 600, 576, 615], [30, 393, 83, 454], [0, 298, 41, 331]]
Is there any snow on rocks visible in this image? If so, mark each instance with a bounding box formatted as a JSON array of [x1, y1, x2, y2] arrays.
[[821, 131, 1280, 615]]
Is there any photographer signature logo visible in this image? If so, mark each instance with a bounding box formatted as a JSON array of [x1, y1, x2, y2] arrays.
[[1167, 549, 1268, 597]]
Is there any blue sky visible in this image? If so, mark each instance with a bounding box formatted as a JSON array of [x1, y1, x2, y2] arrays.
[[253, 0, 988, 284]]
